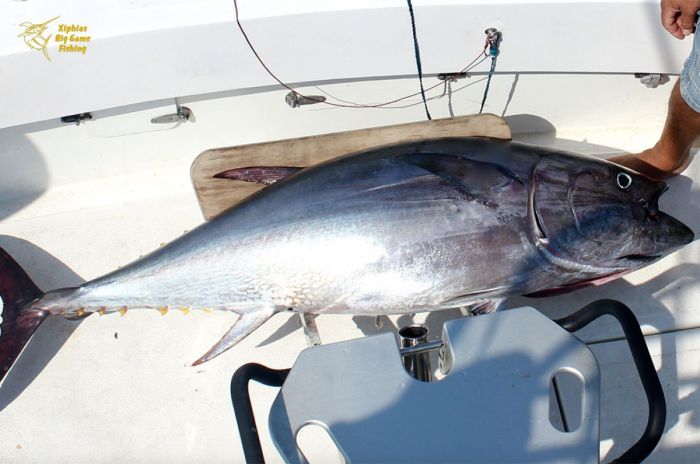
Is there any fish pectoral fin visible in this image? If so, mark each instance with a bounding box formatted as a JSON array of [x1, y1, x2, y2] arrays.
[[466, 298, 506, 316], [438, 288, 508, 310], [439, 295, 506, 316], [192, 307, 276, 366]]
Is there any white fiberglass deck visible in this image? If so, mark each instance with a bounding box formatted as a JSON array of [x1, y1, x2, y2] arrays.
[[1, 0, 691, 129], [1, 73, 699, 462]]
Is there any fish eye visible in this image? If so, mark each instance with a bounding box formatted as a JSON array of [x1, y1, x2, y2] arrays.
[[616, 172, 632, 190]]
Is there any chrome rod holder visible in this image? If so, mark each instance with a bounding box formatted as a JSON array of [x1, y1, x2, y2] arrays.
[[399, 325, 434, 382]]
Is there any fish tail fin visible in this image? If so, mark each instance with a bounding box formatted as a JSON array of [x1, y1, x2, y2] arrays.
[[192, 307, 276, 366], [0, 247, 48, 383]]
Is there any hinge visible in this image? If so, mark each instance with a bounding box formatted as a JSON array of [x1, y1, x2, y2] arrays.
[[151, 103, 192, 124]]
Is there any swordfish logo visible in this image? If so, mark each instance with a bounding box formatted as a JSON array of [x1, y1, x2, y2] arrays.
[[18, 16, 91, 61], [17, 16, 59, 61]]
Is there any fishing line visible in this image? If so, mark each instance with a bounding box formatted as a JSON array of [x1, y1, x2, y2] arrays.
[[232, 0, 491, 110], [232, 0, 349, 108], [405, 0, 431, 120], [371, 77, 490, 110], [310, 76, 489, 112], [310, 54, 487, 108]]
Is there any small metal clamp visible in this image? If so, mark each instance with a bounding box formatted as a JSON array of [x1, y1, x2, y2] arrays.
[[485, 27, 502, 57], [634, 73, 669, 89], [151, 103, 191, 124], [285, 91, 326, 108], [60, 112, 93, 125], [437, 72, 468, 82]]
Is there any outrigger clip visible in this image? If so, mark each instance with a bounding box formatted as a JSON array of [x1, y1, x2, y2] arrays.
[[285, 91, 326, 108], [484, 27, 502, 57], [437, 72, 468, 81]]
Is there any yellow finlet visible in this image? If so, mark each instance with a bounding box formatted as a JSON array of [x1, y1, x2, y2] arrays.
[[98, 307, 107, 316], [179, 307, 190, 315], [202, 308, 213, 313], [158, 306, 169, 316], [119, 307, 128, 317], [76, 307, 85, 317]]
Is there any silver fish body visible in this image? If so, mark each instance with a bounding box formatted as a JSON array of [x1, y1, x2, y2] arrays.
[[22, 138, 696, 362]]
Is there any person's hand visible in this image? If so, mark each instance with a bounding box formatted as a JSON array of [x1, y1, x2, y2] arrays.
[[662, 0, 700, 39]]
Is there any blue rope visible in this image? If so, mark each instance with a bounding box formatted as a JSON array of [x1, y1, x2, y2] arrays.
[[406, 0, 431, 120], [479, 56, 497, 114], [479, 33, 500, 114]]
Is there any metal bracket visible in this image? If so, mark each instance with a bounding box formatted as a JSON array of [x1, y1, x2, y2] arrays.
[[285, 91, 326, 108], [61, 112, 93, 125], [634, 73, 669, 89], [299, 313, 321, 347], [437, 72, 468, 82], [485, 27, 502, 57], [150, 103, 191, 124]]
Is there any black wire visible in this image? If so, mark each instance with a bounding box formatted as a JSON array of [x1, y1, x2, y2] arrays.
[[233, 0, 486, 111], [405, 0, 431, 120], [232, 0, 334, 105]]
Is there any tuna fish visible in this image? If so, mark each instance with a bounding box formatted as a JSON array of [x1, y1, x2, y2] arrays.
[[0, 137, 693, 383]]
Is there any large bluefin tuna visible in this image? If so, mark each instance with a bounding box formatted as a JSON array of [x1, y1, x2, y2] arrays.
[[0, 138, 693, 382]]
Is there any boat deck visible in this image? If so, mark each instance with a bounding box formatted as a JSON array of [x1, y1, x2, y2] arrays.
[[1, 74, 699, 462]]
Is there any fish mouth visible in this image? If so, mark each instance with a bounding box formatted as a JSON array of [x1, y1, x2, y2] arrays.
[[652, 182, 667, 204], [644, 182, 667, 220], [620, 182, 694, 261], [648, 183, 694, 246]]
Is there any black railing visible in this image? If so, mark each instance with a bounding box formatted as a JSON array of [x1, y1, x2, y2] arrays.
[[554, 299, 666, 463], [230, 363, 290, 464]]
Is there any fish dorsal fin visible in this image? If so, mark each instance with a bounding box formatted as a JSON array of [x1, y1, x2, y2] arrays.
[[192, 307, 276, 365], [213, 166, 303, 185]]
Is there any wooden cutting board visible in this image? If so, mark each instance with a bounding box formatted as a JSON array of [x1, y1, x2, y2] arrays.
[[191, 113, 511, 220]]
